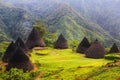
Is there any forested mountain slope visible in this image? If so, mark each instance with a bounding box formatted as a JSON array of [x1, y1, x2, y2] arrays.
[[0, 1, 34, 40], [0, 0, 120, 46], [64, 0, 120, 39]]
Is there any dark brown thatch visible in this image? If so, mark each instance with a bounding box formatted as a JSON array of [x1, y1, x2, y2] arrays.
[[6, 47, 34, 72], [54, 34, 68, 49], [26, 28, 46, 49], [2, 41, 16, 62], [15, 37, 28, 53], [76, 37, 90, 53], [85, 40, 106, 59], [109, 43, 119, 53]]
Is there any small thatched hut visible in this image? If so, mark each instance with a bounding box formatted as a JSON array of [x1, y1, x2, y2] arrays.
[[6, 47, 34, 72], [26, 28, 46, 49], [54, 34, 68, 49], [85, 40, 106, 59], [2, 41, 16, 62], [15, 37, 28, 53], [76, 37, 90, 53], [109, 43, 119, 53]]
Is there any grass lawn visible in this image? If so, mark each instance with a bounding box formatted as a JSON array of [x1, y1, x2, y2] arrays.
[[1, 43, 120, 80], [31, 48, 113, 80]]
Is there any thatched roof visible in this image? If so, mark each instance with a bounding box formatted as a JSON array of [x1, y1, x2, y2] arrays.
[[6, 47, 33, 72], [76, 37, 90, 53], [15, 37, 28, 53], [109, 43, 119, 53], [2, 41, 16, 62], [26, 28, 46, 49], [54, 34, 68, 49], [85, 40, 106, 59]]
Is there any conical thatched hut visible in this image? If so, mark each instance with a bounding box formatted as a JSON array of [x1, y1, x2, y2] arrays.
[[85, 40, 106, 59], [54, 34, 68, 49], [6, 47, 34, 72], [76, 37, 90, 53], [15, 37, 28, 53], [109, 43, 119, 53], [26, 28, 46, 49], [2, 41, 16, 62]]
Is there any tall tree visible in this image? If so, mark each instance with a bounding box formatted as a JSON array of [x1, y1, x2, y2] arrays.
[[33, 20, 46, 38]]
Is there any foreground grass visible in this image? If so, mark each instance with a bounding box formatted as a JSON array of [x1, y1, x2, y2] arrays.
[[81, 67, 120, 80], [31, 48, 112, 80], [0, 44, 120, 80]]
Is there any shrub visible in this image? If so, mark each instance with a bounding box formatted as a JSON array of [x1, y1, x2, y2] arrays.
[[42, 71, 52, 78], [105, 54, 120, 60], [30, 71, 40, 79], [1, 68, 31, 80], [0, 52, 3, 59], [69, 40, 79, 51], [44, 33, 57, 47]]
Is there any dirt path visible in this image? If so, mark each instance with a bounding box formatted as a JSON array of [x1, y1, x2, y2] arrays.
[[33, 64, 45, 80], [35, 71, 45, 80]]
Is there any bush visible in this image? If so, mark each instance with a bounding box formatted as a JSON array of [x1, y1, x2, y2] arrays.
[[44, 33, 57, 47], [42, 71, 52, 78], [0, 52, 3, 59], [0, 42, 10, 59], [105, 54, 120, 60], [30, 71, 40, 79], [1, 68, 31, 80], [33, 20, 46, 38], [69, 40, 79, 51]]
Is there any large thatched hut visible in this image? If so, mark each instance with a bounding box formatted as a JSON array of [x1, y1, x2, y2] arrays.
[[26, 28, 46, 49], [6, 47, 34, 72], [109, 43, 119, 53], [76, 37, 90, 53], [85, 40, 106, 59], [2, 41, 16, 62], [15, 37, 28, 53], [54, 34, 68, 49]]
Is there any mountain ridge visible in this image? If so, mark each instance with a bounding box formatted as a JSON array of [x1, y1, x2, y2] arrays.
[[0, 1, 35, 41], [0, 0, 120, 46]]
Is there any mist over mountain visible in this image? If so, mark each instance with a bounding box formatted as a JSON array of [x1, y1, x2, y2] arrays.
[[65, 0, 120, 39], [0, 0, 34, 41], [0, 0, 120, 46]]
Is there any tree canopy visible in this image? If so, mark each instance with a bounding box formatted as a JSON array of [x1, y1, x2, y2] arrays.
[[33, 20, 46, 37]]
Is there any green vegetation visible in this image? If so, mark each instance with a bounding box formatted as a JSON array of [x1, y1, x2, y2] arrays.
[[44, 33, 58, 47], [0, 0, 120, 80], [1, 44, 120, 80], [0, 0, 119, 47], [80, 67, 120, 80], [0, 68, 31, 80], [30, 48, 112, 80], [105, 53, 120, 60], [0, 1, 34, 41], [33, 20, 46, 37], [0, 42, 10, 59]]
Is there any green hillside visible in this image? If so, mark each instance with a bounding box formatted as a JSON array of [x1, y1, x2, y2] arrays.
[[44, 4, 115, 46], [0, 0, 119, 46], [0, 1, 34, 41], [0, 15, 10, 41], [64, 0, 120, 40]]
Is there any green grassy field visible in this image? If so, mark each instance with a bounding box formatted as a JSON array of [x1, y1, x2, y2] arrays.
[[1, 42, 120, 80], [30, 48, 114, 80]]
